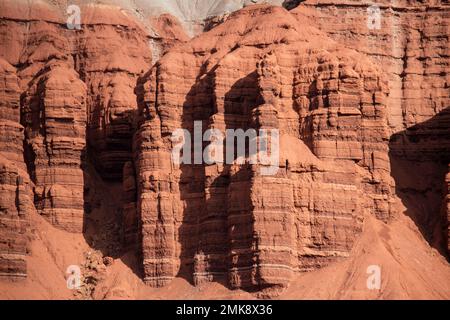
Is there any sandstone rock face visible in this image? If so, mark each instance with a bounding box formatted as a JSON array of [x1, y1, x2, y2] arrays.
[[0, 0, 448, 297], [133, 5, 392, 293], [389, 107, 450, 254], [80, 0, 299, 35], [445, 166, 450, 255], [297, 0, 450, 260], [0, 0, 151, 278], [0, 1, 151, 236], [0, 59, 32, 279], [297, 0, 449, 132], [0, 59, 25, 171], [78, 6, 151, 180], [0, 160, 30, 279]]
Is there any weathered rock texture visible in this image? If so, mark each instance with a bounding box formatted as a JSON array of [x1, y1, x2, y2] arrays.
[[0, 0, 448, 298], [22, 61, 87, 232], [0, 59, 33, 278], [389, 107, 450, 254], [0, 0, 151, 277], [149, 13, 189, 59], [133, 4, 394, 294]]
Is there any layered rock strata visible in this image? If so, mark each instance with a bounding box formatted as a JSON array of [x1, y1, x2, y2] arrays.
[[297, 0, 450, 259], [0, 0, 448, 293], [0, 1, 151, 278], [0, 59, 32, 278], [0, 1, 151, 236], [133, 5, 392, 293], [389, 107, 450, 253], [445, 166, 450, 255]]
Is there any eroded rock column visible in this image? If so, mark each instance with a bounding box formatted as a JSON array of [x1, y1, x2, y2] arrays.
[[22, 61, 87, 232]]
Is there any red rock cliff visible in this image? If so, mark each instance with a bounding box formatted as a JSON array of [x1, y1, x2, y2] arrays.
[[0, 0, 448, 298]]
